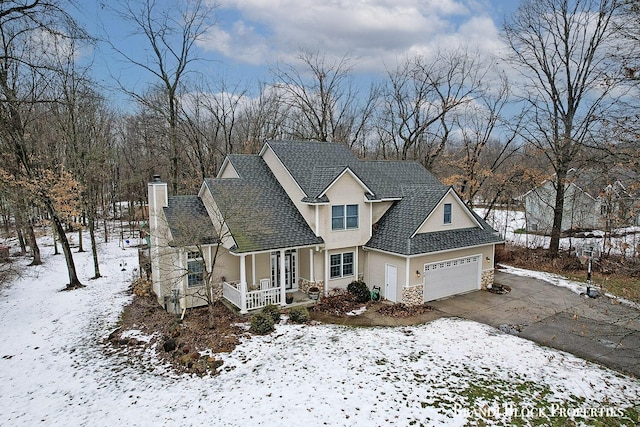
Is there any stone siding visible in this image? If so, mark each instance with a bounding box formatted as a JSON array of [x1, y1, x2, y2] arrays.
[[299, 278, 324, 294], [211, 282, 223, 301], [402, 284, 424, 306], [481, 269, 495, 290]]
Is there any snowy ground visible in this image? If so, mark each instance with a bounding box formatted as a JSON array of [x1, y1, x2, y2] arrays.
[[1, 233, 639, 426], [479, 208, 640, 257]]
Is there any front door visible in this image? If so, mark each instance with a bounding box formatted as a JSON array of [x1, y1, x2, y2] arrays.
[[271, 250, 296, 290], [385, 263, 397, 302]]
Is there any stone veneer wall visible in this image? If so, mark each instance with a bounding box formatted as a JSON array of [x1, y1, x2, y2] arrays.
[[298, 278, 324, 294], [211, 282, 224, 301], [481, 269, 495, 290], [402, 284, 424, 306]]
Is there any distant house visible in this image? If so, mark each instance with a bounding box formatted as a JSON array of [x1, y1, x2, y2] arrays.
[[598, 181, 640, 229], [148, 140, 503, 313], [522, 171, 639, 233]]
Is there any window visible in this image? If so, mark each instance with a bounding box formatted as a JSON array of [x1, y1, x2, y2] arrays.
[[187, 251, 204, 287], [443, 203, 452, 224], [330, 252, 354, 279], [331, 204, 359, 230]]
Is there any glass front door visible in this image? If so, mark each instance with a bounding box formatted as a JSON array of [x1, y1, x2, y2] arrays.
[[271, 250, 296, 290]]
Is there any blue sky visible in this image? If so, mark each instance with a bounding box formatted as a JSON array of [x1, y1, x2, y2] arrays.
[[73, 0, 521, 109]]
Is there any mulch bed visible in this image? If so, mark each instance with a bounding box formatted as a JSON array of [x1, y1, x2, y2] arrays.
[[107, 282, 437, 375], [106, 280, 248, 376]]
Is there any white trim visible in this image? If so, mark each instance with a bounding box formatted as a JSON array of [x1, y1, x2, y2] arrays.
[[228, 243, 324, 257], [315, 205, 320, 236], [309, 248, 315, 282], [362, 241, 501, 260], [216, 157, 231, 178]]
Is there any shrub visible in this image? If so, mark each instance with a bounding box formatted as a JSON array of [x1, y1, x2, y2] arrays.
[[288, 306, 309, 323], [250, 312, 275, 334], [262, 304, 281, 322], [347, 280, 371, 303]]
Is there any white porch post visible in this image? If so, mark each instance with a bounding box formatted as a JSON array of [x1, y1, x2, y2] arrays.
[[251, 254, 256, 288], [240, 254, 248, 314], [405, 257, 410, 288], [324, 249, 329, 297], [354, 246, 359, 280], [279, 249, 286, 307], [309, 248, 315, 282]]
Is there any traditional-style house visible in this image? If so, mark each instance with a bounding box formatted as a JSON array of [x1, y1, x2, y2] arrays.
[[148, 141, 503, 313]]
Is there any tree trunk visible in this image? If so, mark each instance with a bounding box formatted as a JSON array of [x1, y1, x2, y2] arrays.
[[26, 222, 42, 266], [44, 200, 83, 289], [77, 227, 84, 252], [549, 171, 567, 258], [53, 227, 60, 255], [16, 227, 26, 254], [89, 214, 101, 279], [103, 218, 109, 243]]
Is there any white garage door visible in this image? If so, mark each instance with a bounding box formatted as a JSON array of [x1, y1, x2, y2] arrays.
[[423, 255, 481, 302]]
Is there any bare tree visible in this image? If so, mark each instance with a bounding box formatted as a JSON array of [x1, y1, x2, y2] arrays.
[[271, 49, 378, 147], [377, 49, 485, 168], [503, 0, 623, 257], [0, 0, 88, 288], [445, 71, 522, 209], [109, 0, 216, 193]]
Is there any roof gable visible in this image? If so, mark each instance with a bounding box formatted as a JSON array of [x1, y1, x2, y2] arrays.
[[203, 155, 323, 253], [412, 188, 481, 236]]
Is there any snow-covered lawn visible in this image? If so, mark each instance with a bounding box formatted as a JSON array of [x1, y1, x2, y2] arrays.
[[479, 208, 640, 257], [1, 235, 639, 426]]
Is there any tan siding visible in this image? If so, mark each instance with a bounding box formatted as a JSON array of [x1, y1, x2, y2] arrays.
[[322, 173, 371, 249], [218, 162, 239, 178], [261, 146, 316, 230], [417, 192, 477, 233], [371, 200, 394, 223]]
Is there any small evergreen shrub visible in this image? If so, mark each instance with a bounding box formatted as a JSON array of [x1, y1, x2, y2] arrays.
[[262, 304, 281, 322], [250, 312, 275, 334], [347, 280, 371, 303], [288, 306, 309, 323]]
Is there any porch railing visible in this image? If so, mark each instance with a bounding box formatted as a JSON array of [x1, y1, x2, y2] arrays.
[[246, 286, 281, 311], [222, 282, 241, 308], [222, 282, 282, 312]]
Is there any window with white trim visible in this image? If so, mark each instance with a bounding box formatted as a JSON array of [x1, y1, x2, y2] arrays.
[[330, 252, 354, 279], [331, 204, 359, 230], [443, 203, 452, 224], [187, 251, 204, 287]]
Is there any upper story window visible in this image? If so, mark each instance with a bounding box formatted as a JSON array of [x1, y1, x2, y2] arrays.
[[332, 204, 359, 230], [187, 251, 204, 287], [443, 203, 452, 224]]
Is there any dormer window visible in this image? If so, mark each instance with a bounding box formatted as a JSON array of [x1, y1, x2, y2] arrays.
[[444, 203, 452, 224], [332, 204, 359, 230]]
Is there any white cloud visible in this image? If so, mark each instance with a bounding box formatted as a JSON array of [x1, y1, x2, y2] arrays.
[[201, 0, 506, 72]]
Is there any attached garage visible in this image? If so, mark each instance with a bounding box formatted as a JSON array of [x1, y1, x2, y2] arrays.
[[423, 255, 481, 301]]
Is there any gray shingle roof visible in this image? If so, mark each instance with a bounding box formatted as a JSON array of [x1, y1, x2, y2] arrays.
[[164, 196, 219, 246], [364, 185, 503, 256], [267, 140, 501, 256], [205, 155, 323, 253], [266, 140, 444, 201]]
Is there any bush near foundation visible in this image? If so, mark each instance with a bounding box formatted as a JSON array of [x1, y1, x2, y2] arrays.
[[288, 306, 309, 323], [347, 280, 370, 303], [250, 312, 275, 334], [262, 304, 281, 323]]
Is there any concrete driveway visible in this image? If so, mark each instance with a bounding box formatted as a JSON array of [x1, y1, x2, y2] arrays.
[[429, 270, 640, 377]]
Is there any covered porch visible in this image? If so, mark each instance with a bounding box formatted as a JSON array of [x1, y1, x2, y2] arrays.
[[221, 246, 324, 314]]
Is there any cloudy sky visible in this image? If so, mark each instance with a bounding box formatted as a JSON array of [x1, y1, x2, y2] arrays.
[[81, 0, 521, 101], [205, 0, 516, 70]]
